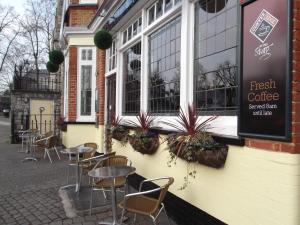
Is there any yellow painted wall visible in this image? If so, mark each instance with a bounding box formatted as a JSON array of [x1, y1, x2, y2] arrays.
[[30, 99, 54, 134], [69, 36, 94, 46], [112, 136, 300, 225], [62, 124, 104, 152]]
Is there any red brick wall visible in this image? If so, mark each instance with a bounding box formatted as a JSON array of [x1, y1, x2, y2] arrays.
[[68, 6, 97, 27], [70, 0, 79, 4], [68, 47, 77, 121], [96, 49, 106, 125], [243, 1, 300, 153]]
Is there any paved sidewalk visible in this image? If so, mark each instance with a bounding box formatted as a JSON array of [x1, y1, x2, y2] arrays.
[[0, 117, 174, 225]]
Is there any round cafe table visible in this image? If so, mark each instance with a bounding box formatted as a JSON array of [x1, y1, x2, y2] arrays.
[[88, 166, 136, 225], [60, 146, 93, 192]]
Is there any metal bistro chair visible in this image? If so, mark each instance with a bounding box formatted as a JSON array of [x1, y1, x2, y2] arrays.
[[66, 142, 98, 185], [118, 177, 174, 225], [35, 135, 60, 163], [18, 129, 39, 153], [89, 154, 131, 215]]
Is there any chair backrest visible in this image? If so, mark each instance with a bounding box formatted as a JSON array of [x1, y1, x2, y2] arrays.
[[153, 177, 174, 211], [46, 135, 57, 148], [83, 142, 98, 159], [44, 131, 54, 138], [93, 151, 116, 169], [103, 155, 129, 167]]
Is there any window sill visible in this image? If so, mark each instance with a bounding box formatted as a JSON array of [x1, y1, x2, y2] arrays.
[[66, 121, 95, 125], [121, 124, 244, 147]]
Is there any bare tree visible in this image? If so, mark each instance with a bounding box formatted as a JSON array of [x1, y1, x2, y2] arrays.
[[20, 0, 56, 86], [0, 4, 20, 73]]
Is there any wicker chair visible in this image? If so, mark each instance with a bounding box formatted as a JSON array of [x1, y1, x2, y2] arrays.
[[118, 177, 174, 225], [67, 142, 98, 184], [35, 135, 60, 163], [89, 154, 130, 215]]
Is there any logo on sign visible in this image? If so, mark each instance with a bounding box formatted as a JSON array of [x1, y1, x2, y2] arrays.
[[250, 9, 278, 43]]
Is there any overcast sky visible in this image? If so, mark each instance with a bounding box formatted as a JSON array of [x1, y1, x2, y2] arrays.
[[1, 0, 26, 13]]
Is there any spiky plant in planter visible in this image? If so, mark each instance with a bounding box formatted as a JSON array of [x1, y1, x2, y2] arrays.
[[163, 104, 228, 189], [108, 115, 129, 144], [127, 112, 159, 155]]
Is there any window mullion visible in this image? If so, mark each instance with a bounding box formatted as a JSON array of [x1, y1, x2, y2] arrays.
[[180, 0, 191, 111], [140, 34, 148, 112]]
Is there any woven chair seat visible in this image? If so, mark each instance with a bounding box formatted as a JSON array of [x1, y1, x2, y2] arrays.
[[80, 162, 95, 170], [94, 176, 126, 189], [119, 195, 158, 216]]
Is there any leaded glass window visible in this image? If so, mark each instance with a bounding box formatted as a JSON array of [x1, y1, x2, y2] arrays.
[[123, 42, 141, 114], [194, 0, 238, 115], [81, 65, 92, 115], [149, 17, 181, 114]]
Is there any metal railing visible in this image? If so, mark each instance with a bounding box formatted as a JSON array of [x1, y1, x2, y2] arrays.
[[13, 76, 61, 92], [11, 112, 61, 143]]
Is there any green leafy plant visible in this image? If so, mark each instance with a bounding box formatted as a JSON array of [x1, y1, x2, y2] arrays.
[[109, 114, 129, 145], [49, 50, 64, 65], [46, 61, 59, 73], [163, 104, 227, 190], [94, 30, 113, 50], [127, 112, 160, 155]]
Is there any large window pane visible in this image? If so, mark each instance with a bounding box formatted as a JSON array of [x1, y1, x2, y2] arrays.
[[81, 65, 92, 115], [123, 42, 141, 114], [194, 0, 237, 115], [149, 17, 181, 114]]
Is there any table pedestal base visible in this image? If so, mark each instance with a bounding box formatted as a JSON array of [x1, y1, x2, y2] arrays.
[[22, 157, 38, 162], [98, 218, 126, 225]]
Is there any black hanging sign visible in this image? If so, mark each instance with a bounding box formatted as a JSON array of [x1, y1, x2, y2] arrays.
[[239, 0, 292, 141]]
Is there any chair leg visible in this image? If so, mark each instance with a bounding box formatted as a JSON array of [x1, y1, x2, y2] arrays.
[[79, 167, 83, 186], [44, 150, 47, 159], [102, 188, 107, 200], [163, 205, 171, 225], [46, 149, 53, 163], [120, 208, 126, 223], [67, 165, 70, 184], [54, 146, 60, 159], [150, 215, 157, 225], [133, 213, 137, 225], [89, 185, 94, 215]]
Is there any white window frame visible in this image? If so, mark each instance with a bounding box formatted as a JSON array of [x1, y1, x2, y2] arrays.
[[122, 16, 143, 45], [114, 0, 238, 138], [188, 0, 238, 137], [147, 0, 182, 26], [105, 39, 117, 76], [77, 46, 96, 122], [63, 50, 69, 120], [79, 0, 97, 4]]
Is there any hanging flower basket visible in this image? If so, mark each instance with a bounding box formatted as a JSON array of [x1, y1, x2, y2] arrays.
[[49, 50, 64, 65], [46, 61, 59, 73], [167, 135, 228, 168], [129, 132, 159, 155], [127, 112, 160, 155], [94, 29, 113, 50], [111, 126, 129, 142]]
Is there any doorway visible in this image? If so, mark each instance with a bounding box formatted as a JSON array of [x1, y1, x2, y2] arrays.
[[106, 74, 116, 123]]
